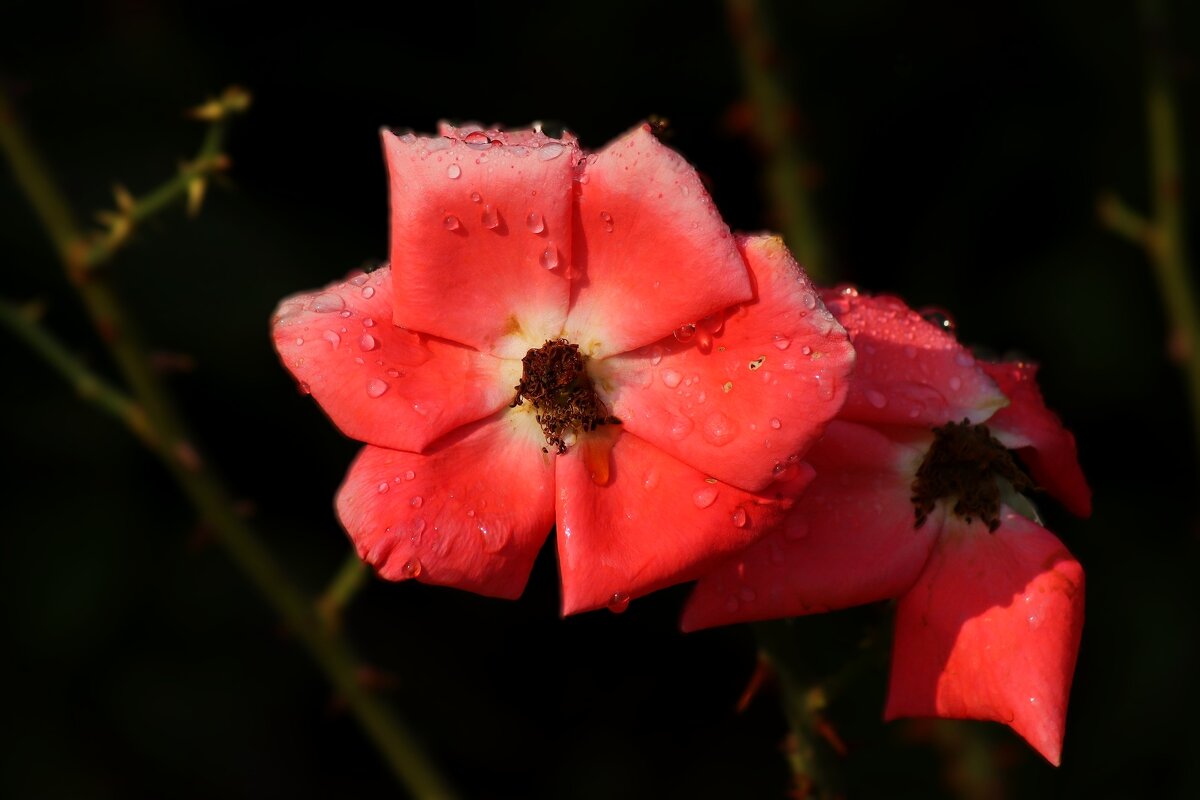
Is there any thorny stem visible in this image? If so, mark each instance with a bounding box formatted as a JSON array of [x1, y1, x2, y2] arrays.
[[726, 0, 830, 281], [1101, 0, 1199, 457], [0, 86, 458, 799]]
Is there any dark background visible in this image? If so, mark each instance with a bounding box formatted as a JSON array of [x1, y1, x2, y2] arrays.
[[3, 0, 1197, 797]]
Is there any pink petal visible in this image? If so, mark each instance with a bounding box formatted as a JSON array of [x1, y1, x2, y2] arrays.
[[383, 127, 577, 358], [336, 411, 555, 599], [272, 266, 516, 453], [597, 235, 855, 492], [682, 421, 939, 631], [980, 361, 1092, 518], [821, 289, 1007, 427], [563, 123, 754, 357], [555, 428, 813, 616], [885, 510, 1085, 766]]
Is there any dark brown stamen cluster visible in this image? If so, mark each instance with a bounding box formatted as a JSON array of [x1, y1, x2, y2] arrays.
[[511, 339, 619, 453], [911, 419, 1032, 532]]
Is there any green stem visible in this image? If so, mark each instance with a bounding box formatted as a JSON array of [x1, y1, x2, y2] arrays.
[[0, 86, 458, 799], [726, 0, 831, 281], [318, 550, 372, 628]]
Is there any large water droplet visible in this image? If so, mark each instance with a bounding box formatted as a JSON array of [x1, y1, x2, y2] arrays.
[[404, 470, 416, 481], [446, 164, 461, 179], [539, 247, 559, 269], [673, 323, 696, 342], [661, 369, 683, 388], [443, 215, 460, 230], [525, 211, 545, 233], [366, 378, 389, 398], [410, 496, 423, 508], [537, 142, 565, 160], [668, 414, 694, 441], [463, 130, 491, 148], [377, 482, 389, 494], [731, 507, 748, 527], [311, 293, 344, 313], [294, 337, 305, 346], [702, 412, 738, 446], [773, 335, 791, 350], [362, 317, 376, 328], [607, 592, 631, 614], [482, 204, 499, 229], [322, 330, 341, 349], [402, 558, 423, 578], [599, 211, 614, 232], [769, 418, 782, 430], [693, 485, 719, 508], [801, 292, 818, 310], [359, 334, 377, 351]]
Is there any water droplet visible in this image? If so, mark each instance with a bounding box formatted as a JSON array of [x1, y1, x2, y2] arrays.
[[443, 215, 460, 230], [404, 470, 416, 481], [693, 485, 719, 508], [377, 482, 389, 494], [339, 309, 352, 318], [366, 378, 389, 398], [948, 376, 963, 391], [463, 130, 491, 147], [410, 496, 423, 508], [349, 273, 368, 287], [866, 389, 888, 408], [539, 246, 559, 269], [695, 328, 713, 352], [311, 293, 344, 313], [642, 468, 660, 490], [668, 414, 694, 441], [801, 292, 818, 310], [363, 317, 376, 328], [607, 592, 631, 613], [525, 211, 545, 233], [770, 418, 782, 430], [402, 558, 423, 578], [920, 307, 957, 332], [361, 286, 375, 299], [700, 311, 725, 335], [702, 412, 738, 446], [773, 335, 791, 350], [673, 323, 696, 342], [731, 507, 748, 527], [481, 204, 499, 229], [359, 334, 377, 351], [649, 346, 663, 365], [661, 369, 683, 388], [294, 337, 305, 346], [446, 164, 461, 179], [470, 191, 482, 203], [599, 211, 614, 232], [537, 142, 565, 160], [800, 345, 812, 356]]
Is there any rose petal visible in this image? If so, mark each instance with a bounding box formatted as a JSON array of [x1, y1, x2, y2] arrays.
[[383, 128, 576, 358], [555, 428, 812, 616], [980, 361, 1092, 518], [336, 410, 555, 599], [272, 266, 517, 452], [822, 290, 1007, 427], [885, 509, 1085, 766], [597, 235, 854, 492], [682, 421, 939, 630], [563, 123, 753, 357]]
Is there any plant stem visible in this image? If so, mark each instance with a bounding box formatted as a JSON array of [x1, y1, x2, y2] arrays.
[[0, 86, 458, 799], [726, 0, 830, 281], [319, 551, 372, 628]]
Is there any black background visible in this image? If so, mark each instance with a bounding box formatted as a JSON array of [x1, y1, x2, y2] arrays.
[[3, 1, 1198, 797]]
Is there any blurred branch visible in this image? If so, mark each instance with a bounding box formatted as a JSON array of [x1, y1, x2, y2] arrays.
[[0, 85, 459, 800], [1101, 0, 1199, 456], [318, 550, 371, 629], [0, 297, 154, 448], [726, 0, 831, 280]]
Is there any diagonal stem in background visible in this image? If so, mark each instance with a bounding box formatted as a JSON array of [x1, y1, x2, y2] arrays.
[[0, 85, 458, 799]]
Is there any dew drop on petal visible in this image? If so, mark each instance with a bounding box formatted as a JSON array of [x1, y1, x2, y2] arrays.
[[702, 412, 738, 446], [692, 486, 719, 509], [607, 592, 631, 613], [410, 496, 423, 508], [359, 334, 377, 351], [866, 389, 888, 408], [363, 317, 376, 328], [377, 482, 389, 494], [642, 468, 660, 491], [339, 309, 352, 318], [366, 378, 389, 398], [402, 558, 422, 578], [731, 507, 748, 528], [311, 293, 344, 313], [294, 337, 304, 346], [361, 288, 375, 300], [470, 191, 482, 203], [320, 329, 340, 349], [800, 345, 813, 356], [773, 335, 791, 350], [463, 130, 491, 147], [443, 215, 460, 230], [446, 164, 461, 179], [649, 346, 663, 365], [661, 369, 683, 388], [525, 211, 545, 233], [673, 323, 696, 342], [769, 418, 782, 430], [539, 247, 559, 269], [801, 292, 818, 310], [537, 143, 565, 160], [600, 211, 614, 232], [482, 204, 499, 229], [668, 414, 694, 441], [949, 376, 963, 391], [404, 470, 416, 481]]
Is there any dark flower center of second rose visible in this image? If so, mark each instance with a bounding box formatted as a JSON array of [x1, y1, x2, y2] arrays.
[[911, 419, 1033, 532], [511, 339, 619, 454]]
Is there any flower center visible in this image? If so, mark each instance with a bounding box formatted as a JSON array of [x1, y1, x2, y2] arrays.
[[911, 419, 1032, 531], [511, 339, 619, 453]]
